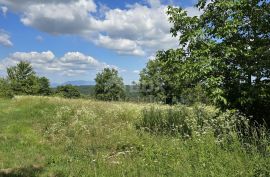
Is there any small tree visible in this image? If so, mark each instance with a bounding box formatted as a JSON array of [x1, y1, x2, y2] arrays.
[[38, 77, 52, 96], [7, 61, 39, 95], [0, 78, 14, 98], [55, 85, 81, 99], [94, 68, 125, 101]]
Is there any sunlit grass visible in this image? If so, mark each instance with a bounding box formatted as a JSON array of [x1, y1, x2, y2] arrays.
[[0, 96, 269, 176]]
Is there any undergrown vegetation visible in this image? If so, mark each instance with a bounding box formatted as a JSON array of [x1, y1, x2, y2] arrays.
[[137, 105, 270, 155], [0, 96, 269, 176]]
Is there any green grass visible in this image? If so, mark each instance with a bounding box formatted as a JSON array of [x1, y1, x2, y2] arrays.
[[0, 96, 269, 176]]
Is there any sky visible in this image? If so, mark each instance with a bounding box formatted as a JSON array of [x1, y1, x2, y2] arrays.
[[0, 0, 201, 84]]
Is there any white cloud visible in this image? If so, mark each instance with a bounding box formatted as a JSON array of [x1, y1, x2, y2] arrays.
[[0, 29, 13, 47], [1, 6, 7, 16], [0, 0, 202, 56], [147, 0, 161, 8], [0, 51, 111, 78], [133, 70, 140, 74], [20, 0, 96, 35], [90, 4, 178, 56], [185, 6, 202, 17]]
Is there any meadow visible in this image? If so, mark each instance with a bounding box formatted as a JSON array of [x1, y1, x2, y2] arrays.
[[0, 96, 269, 176]]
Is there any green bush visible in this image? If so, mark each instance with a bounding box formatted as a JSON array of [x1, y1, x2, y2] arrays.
[[137, 104, 246, 139], [55, 85, 81, 99], [0, 78, 14, 98]]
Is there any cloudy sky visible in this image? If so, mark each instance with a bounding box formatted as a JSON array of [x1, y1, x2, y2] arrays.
[[0, 0, 200, 84]]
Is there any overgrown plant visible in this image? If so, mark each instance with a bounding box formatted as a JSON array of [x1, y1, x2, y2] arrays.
[[0, 78, 14, 98]]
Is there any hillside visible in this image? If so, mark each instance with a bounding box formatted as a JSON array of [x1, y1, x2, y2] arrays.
[[0, 96, 269, 176]]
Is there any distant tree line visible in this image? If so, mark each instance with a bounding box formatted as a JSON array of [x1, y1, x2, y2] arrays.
[[0, 61, 81, 99], [0, 61, 127, 101]]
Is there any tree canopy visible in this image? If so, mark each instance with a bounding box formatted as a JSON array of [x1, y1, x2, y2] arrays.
[[94, 68, 126, 101], [6, 61, 51, 96], [165, 0, 270, 124]]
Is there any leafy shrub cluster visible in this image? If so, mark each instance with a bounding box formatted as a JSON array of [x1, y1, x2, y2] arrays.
[[137, 105, 270, 154], [55, 85, 81, 99], [0, 78, 14, 98], [138, 105, 245, 138], [0, 61, 52, 98]]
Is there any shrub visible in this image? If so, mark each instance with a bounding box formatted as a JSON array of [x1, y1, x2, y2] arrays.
[[55, 85, 81, 99], [137, 104, 247, 139], [0, 78, 14, 98]]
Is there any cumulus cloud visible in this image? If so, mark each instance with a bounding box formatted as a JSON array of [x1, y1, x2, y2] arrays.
[[0, 29, 13, 47], [89, 4, 178, 55], [0, 0, 202, 56], [0, 51, 111, 77]]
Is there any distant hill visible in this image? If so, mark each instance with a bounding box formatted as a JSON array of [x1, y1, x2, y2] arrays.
[[74, 85, 141, 99], [62, 80, 95, 86], [51, 80, 95, 87], [51, 82, 141, 99]]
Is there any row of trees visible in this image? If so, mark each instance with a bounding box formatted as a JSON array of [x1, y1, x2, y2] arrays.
[[0, 61, 126, 101], [0, 61, 82, 99], [140, 0, 270, 125], [1, 61, 51, 97]]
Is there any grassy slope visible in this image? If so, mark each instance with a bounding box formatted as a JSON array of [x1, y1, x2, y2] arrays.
[[0, 96, 269, 176]]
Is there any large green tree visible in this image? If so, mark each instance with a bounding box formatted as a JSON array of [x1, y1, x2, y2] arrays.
[[38, 77, 52, 96], [140, 49, 208, 104], [7, 61, 39, 95], [140, 49, 186, 104], [167, 0, 270, 124], [6, 61, 52, 96], [94, 68, 125, 101]]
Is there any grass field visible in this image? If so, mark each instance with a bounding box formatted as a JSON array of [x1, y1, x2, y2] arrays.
[[0, 96, 269, 176]]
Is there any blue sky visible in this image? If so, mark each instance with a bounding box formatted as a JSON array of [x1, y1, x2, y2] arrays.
[[0, 0, 199, 84]]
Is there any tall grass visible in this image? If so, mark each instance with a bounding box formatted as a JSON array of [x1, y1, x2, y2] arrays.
[[0, 96, 269, 176], [137, 104, 270, 155]]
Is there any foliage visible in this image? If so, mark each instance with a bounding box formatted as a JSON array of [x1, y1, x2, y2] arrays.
[[37, 77, 52, 96], [139, 49, 208, 104], [0, 96, 269, 176], [95, 68, 126, 101], [7, 61, 39, 95], [0, 78, 14, 98], [6, 61, 52, 96], [137, 104, 247, 139], [55, 85, 81, 99], [167, 0, 270, 125]]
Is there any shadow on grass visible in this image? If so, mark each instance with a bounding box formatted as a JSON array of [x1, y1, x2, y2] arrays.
[[0, 165, 43, 177]]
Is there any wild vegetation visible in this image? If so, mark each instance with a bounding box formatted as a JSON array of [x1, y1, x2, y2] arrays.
[[0, 0, 270, 176], [0, 96, 269, 176]]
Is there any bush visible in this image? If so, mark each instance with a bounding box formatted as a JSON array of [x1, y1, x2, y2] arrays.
[[55, 85, 81, 99], [0, 78, 14, 98], [137, 104, 247, 139]]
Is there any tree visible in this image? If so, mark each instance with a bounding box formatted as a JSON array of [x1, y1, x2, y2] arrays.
[[167, 0, 270, 124], [55, 85, 81, 99], [38, 77, 52, 96], [94, 68, 125, 101], [0, 78, 14, 98], [140, 49, 186, 104], [140, 49, 208, 104], [7, 61, 39, 95]]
